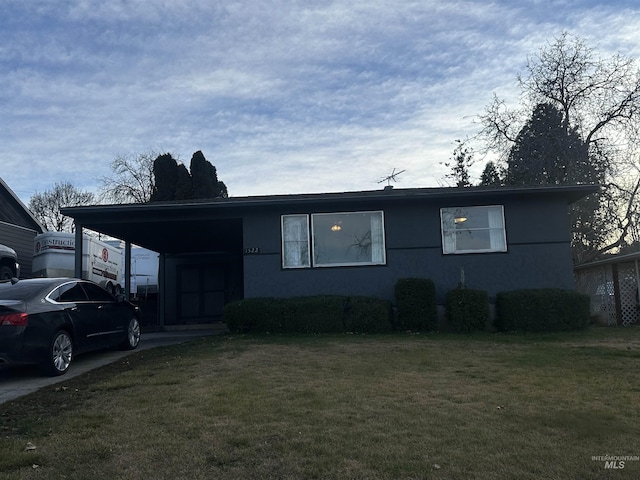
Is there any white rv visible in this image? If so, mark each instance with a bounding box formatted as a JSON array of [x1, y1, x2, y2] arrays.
[[33, 232, 123, 294]]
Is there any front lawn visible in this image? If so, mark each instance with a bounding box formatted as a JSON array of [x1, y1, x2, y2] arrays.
[[2, 327, 640, 479]]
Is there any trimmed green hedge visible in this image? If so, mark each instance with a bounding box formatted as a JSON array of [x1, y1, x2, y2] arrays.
[[446, 288, 490, 333], [495, 288, 590, 332], [394, 278, 437, 331], [223, 295, 393, 334]]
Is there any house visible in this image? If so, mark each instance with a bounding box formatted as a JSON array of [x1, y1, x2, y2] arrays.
[[0, 177, 44, 278], [61, 184, 597, 327]]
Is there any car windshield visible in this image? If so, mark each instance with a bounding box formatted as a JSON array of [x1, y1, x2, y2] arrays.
[[0, 281, 53, 300]]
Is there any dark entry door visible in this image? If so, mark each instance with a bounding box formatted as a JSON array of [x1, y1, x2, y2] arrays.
[[177, 264, 225, 323]]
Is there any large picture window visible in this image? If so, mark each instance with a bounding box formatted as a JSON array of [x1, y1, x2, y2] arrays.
[[282, 211, 386, 268], [441, 205, 507, 254]]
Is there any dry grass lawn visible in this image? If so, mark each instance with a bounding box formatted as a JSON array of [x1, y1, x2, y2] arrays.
[[1, 327, 640, 479]]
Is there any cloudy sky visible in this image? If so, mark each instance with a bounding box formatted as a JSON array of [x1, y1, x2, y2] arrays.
[[2, 0, 640, 205]]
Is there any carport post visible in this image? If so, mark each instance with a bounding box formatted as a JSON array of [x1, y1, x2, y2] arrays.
[[124, 241, 131, 301], [74, 224, 83, 279]]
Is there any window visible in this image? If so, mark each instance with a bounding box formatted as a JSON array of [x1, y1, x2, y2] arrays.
[[441, 205, 507, 254], [282, 211, 386, 268], [282, 215, 310, 268], [49, 282, 88, 303], [81, 282, 116, 302]]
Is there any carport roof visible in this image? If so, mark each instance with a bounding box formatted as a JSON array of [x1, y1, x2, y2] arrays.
[[61, 184, 598, 254]]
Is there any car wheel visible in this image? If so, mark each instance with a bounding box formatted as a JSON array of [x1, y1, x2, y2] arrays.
[[43, 330, 73, 376], [121, 317, 141, 350]]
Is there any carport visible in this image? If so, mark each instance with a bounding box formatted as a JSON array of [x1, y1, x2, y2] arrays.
[[62, 201, 244, 326]]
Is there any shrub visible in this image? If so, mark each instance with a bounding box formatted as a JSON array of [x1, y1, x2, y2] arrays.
[[446, 288, 490, 333], [394, 278, 437, 331], [344, 296, 394, 333], [495, 288, 590, 332], [223, 295, 393, 334], [285, 296, 345, 333], [223, 297, 283, 334]]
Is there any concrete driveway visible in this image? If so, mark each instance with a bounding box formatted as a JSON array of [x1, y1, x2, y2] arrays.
[[0, 328, 224, 405]]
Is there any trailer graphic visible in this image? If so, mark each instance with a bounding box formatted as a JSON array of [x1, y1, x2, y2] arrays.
[[33, 232, 123, 294]]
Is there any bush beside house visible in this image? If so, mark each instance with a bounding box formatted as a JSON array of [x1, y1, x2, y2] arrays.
[[445, 288, 490, 333], [223, 295, 393, 334], [224, 283, 591, 335], [494, 288, 590, 332], [394, 278, 438, 331]]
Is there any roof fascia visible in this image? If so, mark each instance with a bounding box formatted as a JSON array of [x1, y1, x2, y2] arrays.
[[62, 184, 599, 220], [0, 177, 45, 232]]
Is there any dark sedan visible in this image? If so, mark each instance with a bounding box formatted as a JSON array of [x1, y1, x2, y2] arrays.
[[0, 278, 141, 376]]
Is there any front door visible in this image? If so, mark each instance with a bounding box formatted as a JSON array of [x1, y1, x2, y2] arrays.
[[177, 264, 225, 324]]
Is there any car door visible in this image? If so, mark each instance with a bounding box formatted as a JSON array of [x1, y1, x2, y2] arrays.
[[80, 282, 126, 344], [49, 281, 105, 352]]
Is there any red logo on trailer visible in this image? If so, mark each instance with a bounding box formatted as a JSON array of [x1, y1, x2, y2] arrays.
[[102, 248, 108, 262]]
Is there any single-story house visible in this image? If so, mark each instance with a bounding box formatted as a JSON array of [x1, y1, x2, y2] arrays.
[[61, 184, 597, 327], [0, 177, 44, 278]]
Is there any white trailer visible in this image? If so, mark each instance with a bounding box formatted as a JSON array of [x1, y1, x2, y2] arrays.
[[33, 232, 123, 294], [127, 246, 159, 297], [103, 241, 159, 297]]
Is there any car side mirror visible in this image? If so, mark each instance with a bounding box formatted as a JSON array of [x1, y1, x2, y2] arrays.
[[115, 293, 126, 302]]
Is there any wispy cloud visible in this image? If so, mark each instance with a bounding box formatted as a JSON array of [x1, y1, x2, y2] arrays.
[[2, 0, 640, 202]]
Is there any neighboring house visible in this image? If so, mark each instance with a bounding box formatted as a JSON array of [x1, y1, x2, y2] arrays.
[[575, 252, 640, 326], [62, 184, 596, 327], [0, 177, 44, 278]]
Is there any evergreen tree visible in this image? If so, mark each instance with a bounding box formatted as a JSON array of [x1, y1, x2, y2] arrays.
[[190, 151, 217, 198], [479, 161, 503, 187], [503, 103, 606, 262], [505, 103, 596, 186], [190, 150, 228, 199], [150, 154, 179, 202], [442, 140, 473, 187], [175, 164, 194, 200], [149, 151, 228, 202]]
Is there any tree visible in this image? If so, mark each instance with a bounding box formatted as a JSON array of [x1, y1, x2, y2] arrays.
[[149, 151, 228, 202], [504, 103, 607, 261], [505, 103, 595, 186], [442, 140, 474, 187], [479, 161, 504, 187], [99, 152, 159, 204], [477, 32, 640, 262], [28, 182, 95, 232], [190, 150, 228, 199], [150, 154, 181, 202], [174, 163, 194, 200]]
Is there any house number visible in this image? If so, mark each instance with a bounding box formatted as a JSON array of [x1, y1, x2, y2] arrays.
[[243, 247, 260, 254]]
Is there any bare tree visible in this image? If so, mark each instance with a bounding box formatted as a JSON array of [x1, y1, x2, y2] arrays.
[[99, 152, 159, 204], [28, 182, 95, 232], [477, 32, 640, 262]]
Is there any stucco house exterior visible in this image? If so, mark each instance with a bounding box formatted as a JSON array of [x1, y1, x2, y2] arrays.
[[62, 184, 596, 327]]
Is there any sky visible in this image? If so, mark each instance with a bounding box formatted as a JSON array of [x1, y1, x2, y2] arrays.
[[2, 0, 640, 205]]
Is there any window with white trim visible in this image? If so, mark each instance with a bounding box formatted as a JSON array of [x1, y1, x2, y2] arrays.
[[282, 215, 310, 268], [440, 205, 507, 254], [282, 211, 386, 268]]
